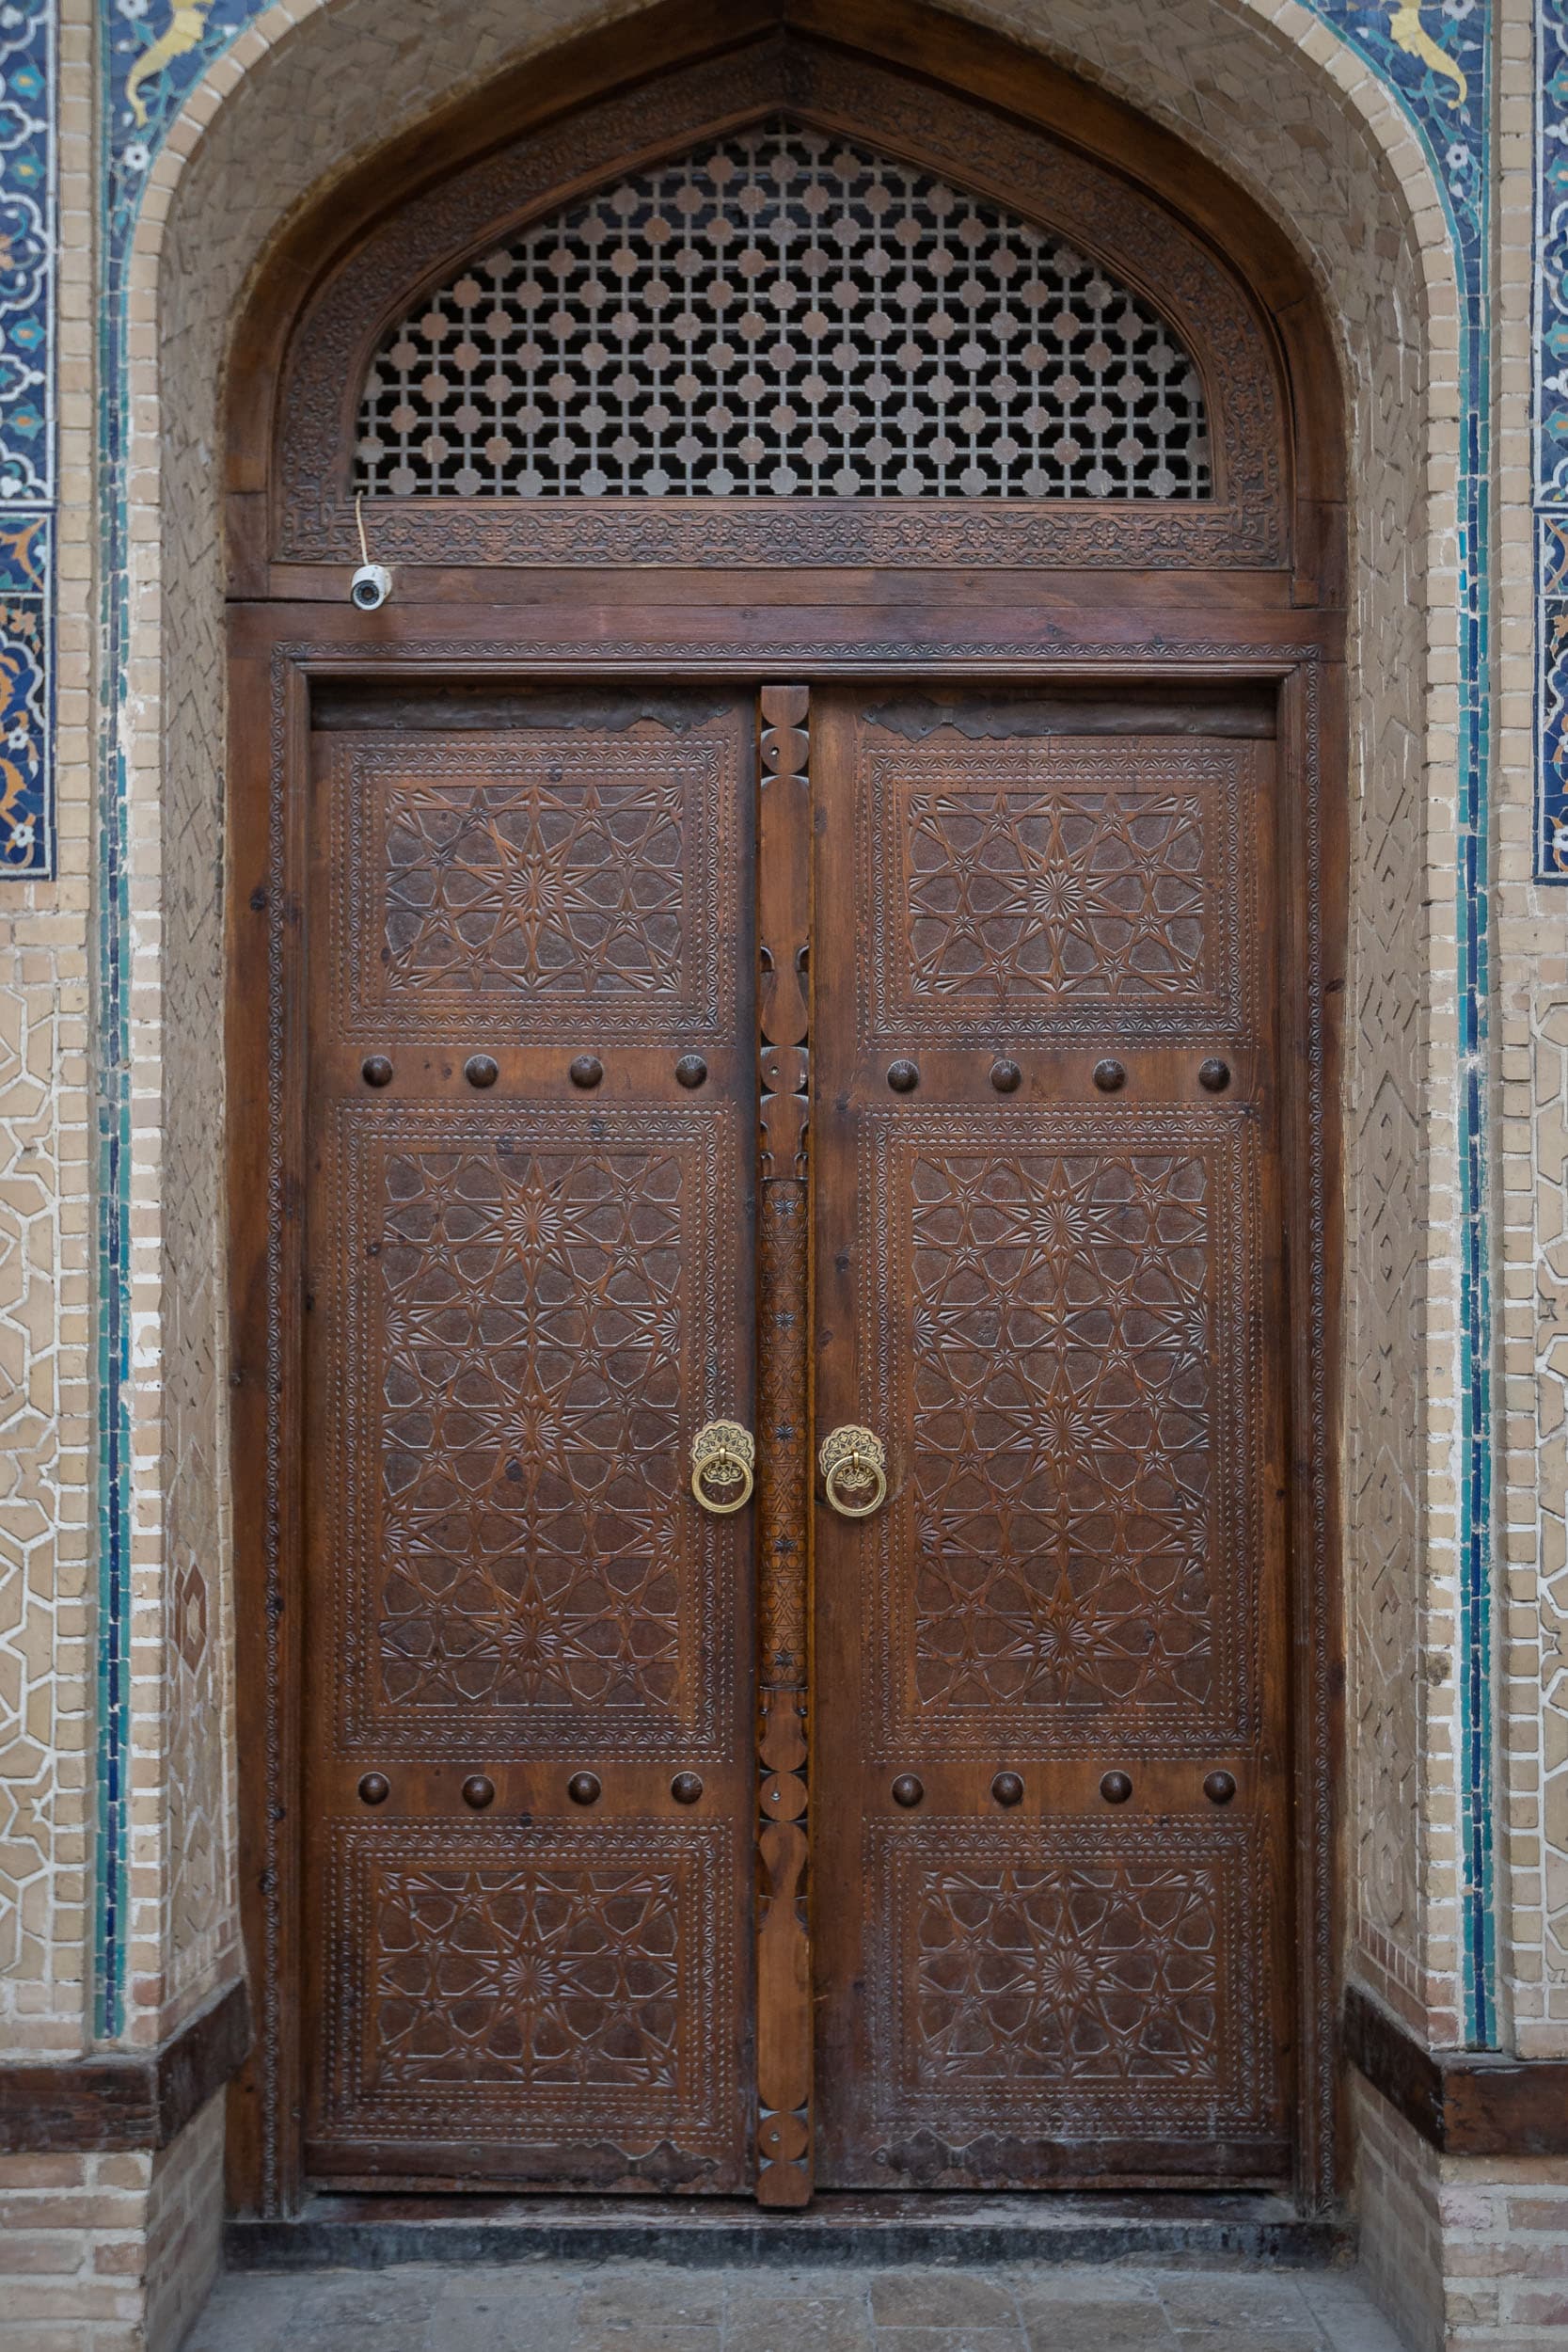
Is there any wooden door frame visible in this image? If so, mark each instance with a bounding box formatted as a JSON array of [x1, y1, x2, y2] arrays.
[[225, 622, 1343, 2218], [223, 0, 1347, 2223]]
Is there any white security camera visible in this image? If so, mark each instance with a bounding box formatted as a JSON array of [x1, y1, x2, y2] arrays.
[[350, 563, 392, 612]]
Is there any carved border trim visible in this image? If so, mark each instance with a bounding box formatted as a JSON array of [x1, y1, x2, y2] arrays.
[[262, 644, 294, 2215]]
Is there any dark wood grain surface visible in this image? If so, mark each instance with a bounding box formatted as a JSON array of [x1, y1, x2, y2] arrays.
[[0, 1979, 248, 2153], [1345, 1986, 1568, 2158], [810, 688, 1295, 2190], [754, 688, 815, 2207], [296, 691, 757, 2191]]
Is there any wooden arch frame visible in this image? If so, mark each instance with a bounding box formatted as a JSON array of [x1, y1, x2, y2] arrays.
[[272, 47, 1287, 570], [226, 0, 1348, 2221]]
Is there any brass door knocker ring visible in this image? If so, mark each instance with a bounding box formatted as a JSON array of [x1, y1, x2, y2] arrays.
[[819, 1423, 888, 1518], [690, 1419, 755, 1515]]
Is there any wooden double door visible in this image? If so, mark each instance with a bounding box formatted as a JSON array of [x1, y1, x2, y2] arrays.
[[298, 674, 1292, 2199]]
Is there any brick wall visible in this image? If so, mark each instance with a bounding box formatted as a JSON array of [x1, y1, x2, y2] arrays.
[[0, 2094, 226, 2352], [0, 2145, 157, 2352], [141, 2097, 226, 2352], [1354, 2078, 1447, 2352], [1355, 2076, 1568, 2351], [1440, 2169, 1568, 2348]]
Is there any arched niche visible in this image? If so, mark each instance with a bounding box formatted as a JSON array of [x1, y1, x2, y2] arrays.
[[211, 1, 1357, 2220]]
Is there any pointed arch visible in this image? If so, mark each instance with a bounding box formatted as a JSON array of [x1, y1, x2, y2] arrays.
[[260, 25, 1299, 570]]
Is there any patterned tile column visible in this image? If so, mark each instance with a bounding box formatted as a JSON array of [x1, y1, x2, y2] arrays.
[[0, 4, 55, 882]]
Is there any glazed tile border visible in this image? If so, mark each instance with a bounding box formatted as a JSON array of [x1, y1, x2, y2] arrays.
[[0, 0, 54, 880], [73, 1, 1497, 2042]]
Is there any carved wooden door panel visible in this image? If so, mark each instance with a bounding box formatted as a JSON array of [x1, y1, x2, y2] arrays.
[[810, 684, 1294, 2189], [298, 686, 756, 2192]]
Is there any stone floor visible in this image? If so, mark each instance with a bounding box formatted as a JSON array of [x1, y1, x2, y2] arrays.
[[188, 2262, 1407, 2352]]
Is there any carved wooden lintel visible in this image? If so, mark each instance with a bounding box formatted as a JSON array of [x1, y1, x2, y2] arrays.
[[755, 685, 813, 2206]]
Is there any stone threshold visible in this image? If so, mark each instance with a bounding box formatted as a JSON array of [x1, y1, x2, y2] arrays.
[[226, 2189, 1350, 2272]]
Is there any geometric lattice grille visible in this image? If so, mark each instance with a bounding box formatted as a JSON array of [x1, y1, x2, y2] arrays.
[[355, 119, 1211, 501]]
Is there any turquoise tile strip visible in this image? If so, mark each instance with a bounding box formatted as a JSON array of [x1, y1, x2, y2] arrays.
[[83, 0, 1497, 2046]]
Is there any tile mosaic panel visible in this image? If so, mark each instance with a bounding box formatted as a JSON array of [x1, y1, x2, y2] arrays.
[[0, 511, 50, 877], [0, 4, 52, 879], [1540, 523, 1568, 874]]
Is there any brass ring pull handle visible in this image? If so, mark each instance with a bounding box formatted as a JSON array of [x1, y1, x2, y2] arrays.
[[690, 1419, 755, 1515], [819, 1424, 888, 1518]]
